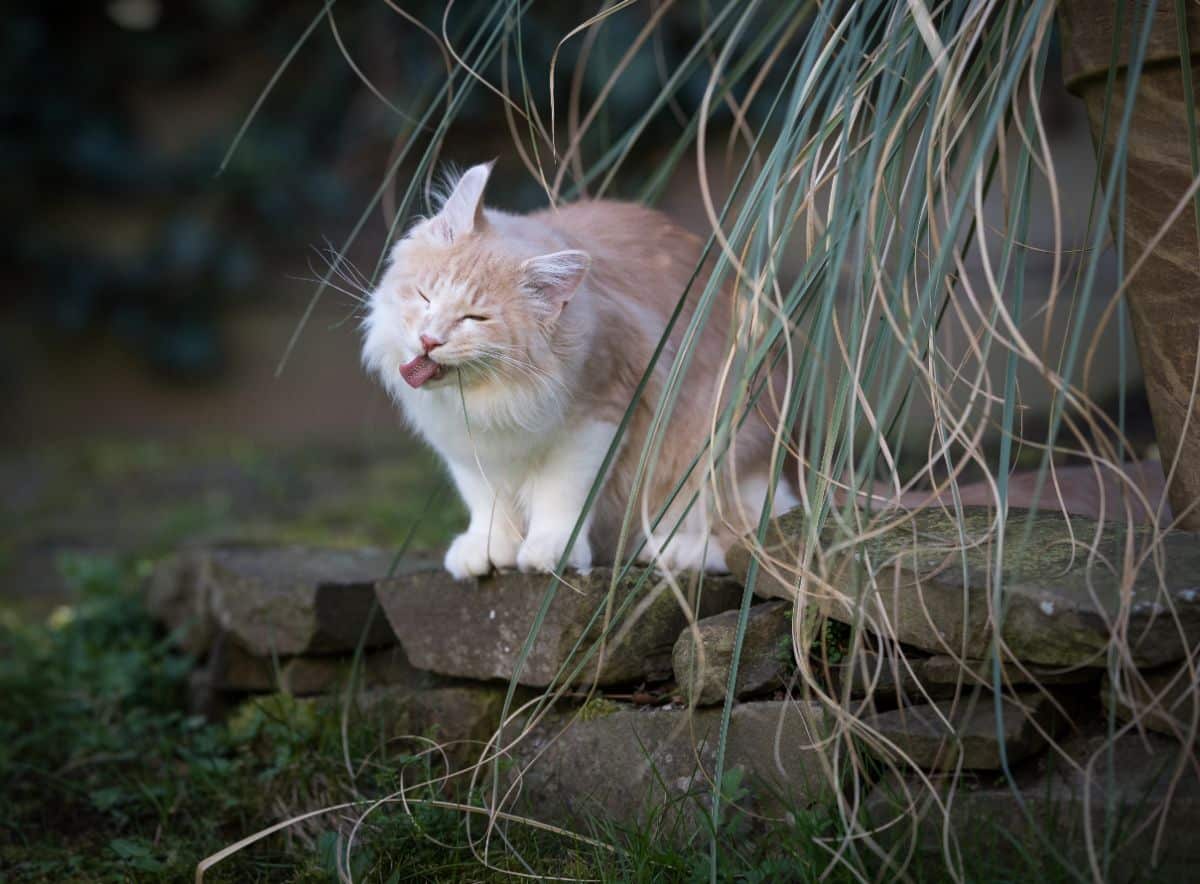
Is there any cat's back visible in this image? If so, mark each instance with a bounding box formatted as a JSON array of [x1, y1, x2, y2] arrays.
[[531, 200, 709, 315]]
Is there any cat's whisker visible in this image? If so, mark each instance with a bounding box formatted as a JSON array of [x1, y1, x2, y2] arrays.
[[304, 255, 372, 303], [477, 350, 569, 393], [473, 355, 545, 388], [289, 269, 367, 306], [310, 241, 376, 300]]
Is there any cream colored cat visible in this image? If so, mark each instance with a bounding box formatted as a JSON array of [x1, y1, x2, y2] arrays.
[[362, 162, 797, 579]]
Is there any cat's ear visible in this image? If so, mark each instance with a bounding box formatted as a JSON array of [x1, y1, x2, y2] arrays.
[[520, 250, 591, 315], [431, 162, 492, 243]]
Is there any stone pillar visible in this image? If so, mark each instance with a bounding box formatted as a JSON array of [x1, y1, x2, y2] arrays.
[[1058, 1, 1200, 529]]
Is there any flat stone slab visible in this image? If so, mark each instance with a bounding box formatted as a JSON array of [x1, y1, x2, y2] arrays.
[[673, 601, 793, 705], [1103, 663, 1198, 743], [509, 700, 832, 835], [146, 548, 218, 655], [828, 650, 945, 703], [401, 685, 507, 760], [729, 507, 1200, 668], [207, 637, 417, 696], [827, 651, 1096, 708], [864, 693, 1057, 770], [376, 568, 745, 687], [865, 730, 1200, 881], [204, 544, 408, 656], [919, 654, 1098, 688]]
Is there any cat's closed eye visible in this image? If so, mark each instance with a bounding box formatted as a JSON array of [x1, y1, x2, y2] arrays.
[[462, 314, 490, 322], [415, 288, 430, 304]]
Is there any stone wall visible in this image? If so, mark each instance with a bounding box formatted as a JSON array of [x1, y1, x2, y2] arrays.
[[149, 505, 1200, 879]]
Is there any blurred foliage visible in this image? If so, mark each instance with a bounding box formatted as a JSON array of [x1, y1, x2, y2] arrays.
[[5, 1, 785, 380], [3, 1, 361, 379]]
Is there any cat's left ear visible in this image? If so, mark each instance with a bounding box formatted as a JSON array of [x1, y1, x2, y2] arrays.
[[432, 162, 493, 243], [520, 250, 591, 316]]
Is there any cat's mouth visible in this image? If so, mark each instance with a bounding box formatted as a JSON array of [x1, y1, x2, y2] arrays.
[[399, 354, 447, 389]]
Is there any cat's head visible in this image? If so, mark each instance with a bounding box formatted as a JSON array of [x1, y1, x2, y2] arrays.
[[362, 162, 590, 401]]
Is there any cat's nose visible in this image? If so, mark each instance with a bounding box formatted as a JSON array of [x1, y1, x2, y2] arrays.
[[419, 333, 443, 354]]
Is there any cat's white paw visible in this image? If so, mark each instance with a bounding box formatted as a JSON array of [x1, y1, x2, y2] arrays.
[[517, 530, 592, 573], [487, 528, 522, 571], [444, 532, 493, 580], [639, 533, 728, 573]]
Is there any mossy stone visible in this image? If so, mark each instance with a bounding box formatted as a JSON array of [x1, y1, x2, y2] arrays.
[[375, 568, 744, 687], [729, 507, 1200, 668]]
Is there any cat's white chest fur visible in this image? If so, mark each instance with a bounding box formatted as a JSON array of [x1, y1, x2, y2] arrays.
[[403, 386, 540, 467], [399, 382, 613, 578]]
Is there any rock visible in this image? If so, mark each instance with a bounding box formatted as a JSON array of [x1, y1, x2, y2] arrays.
[[402, 686, 507, 752], [205, 544, 403, 656], [827, 650, 949, 703], [729, 506, 1200, 668], [146, 549, 217, 655], [865, 730, 1200, 882], [826, 650, 1095, 709], [833, 646, 1100, 696], [1103, 663, 1199, 743], [863, 693, 1057, 770], [509, 700, 832, 835], [920, 654, 1099, 688], [375, 568, 745, 687], [672, 601, 793, 705], [331, 684, 508, 771], [207, 636, 417, 695], [187, 659, 227, 721]]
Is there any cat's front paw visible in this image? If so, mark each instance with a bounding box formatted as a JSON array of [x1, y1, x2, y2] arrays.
[[517, 530, 592, 574], [637, 532, 728, 573], [444, 532, 493, 580], [484, 524, 522, 571]]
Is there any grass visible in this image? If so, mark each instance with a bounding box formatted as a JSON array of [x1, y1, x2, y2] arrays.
[[1, 436, 459, 545], [0, 436, 461, 622]]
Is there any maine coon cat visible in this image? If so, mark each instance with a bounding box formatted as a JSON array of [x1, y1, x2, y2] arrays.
[[362, 162, 798, 579]]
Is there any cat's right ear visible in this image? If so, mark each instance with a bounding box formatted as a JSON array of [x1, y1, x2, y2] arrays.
[[520, 250, 590, 318], [430, 162, 493, 243]]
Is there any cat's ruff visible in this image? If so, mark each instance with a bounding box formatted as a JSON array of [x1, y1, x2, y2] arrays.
[[362, 162, 796, 579]]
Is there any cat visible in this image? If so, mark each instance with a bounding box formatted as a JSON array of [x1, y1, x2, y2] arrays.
[[362, 162, 798, 579]]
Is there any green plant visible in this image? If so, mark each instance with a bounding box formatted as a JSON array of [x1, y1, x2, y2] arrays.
[[202, 0, 1199, 880]]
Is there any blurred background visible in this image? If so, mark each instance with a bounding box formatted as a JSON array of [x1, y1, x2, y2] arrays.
[[0, 0, 1149, 614]]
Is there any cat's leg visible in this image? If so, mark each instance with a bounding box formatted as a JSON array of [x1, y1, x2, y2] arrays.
[[444, 461, 524, 579], [737, 470, 800, 520], [637, 531, 728, 572], [660, 531, 728, 572], [637, 492, 729, 573], [664, 470, 797, 573], [637, 470, 799, 573], [516, 420, 617, 573]]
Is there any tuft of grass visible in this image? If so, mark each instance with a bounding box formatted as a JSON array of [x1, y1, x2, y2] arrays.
[[578, 696, 622, 721]]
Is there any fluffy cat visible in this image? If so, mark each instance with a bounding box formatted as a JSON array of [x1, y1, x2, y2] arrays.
[[362, 162, 797, 579]]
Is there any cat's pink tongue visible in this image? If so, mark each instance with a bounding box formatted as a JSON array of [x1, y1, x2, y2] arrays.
[[399, 354, 444, 388]]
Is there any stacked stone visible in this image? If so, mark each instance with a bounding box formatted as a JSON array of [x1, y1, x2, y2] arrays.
[[148, 545, 422, 715], [720, 506, 1200, 879], [146, 548, 836, 834], [371, 567, 834, 829], [146, 505, 1199, 876]]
